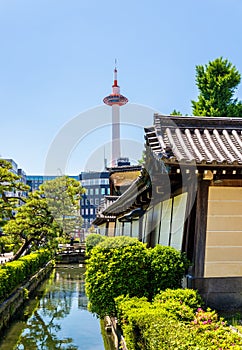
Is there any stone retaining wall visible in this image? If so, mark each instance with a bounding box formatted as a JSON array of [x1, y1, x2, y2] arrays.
[[104, 316, 128, 350], [0, 260, 54, 334]]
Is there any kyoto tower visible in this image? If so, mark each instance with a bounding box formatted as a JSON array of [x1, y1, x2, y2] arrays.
[[103, 64, 128, 166]]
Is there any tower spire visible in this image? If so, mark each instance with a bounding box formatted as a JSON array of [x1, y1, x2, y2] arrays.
[[113, 59, 118, 88], [103, 63, 128, 166]]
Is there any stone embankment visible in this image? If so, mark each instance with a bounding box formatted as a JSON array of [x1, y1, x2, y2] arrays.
[[104, 316, 128, 350], [0, 260, 54, 334]]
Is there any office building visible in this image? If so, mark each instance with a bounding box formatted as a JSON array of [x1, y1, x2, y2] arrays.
[[79, 171, 110, 229]]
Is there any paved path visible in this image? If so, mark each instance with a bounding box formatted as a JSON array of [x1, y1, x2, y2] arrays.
[[0, 252, 13, 264]]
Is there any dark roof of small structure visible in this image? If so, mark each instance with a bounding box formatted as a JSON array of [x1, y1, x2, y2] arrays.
[[145, 114, 242, 166], [109, 168, 141, 187]]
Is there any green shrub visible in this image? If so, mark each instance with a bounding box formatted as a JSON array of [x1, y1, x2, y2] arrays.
[[85, 237, 191, 317], [153, 288, 204, 312], [115, 295, 150, 323], [0, 249, 52, 304], [115, 294, 242, 350], [85, 236, 149, 317], [3, 260, 27, 291], [148, 245, 190, 298], [0, 269, 9, 302], [85, 233, 107, 255]]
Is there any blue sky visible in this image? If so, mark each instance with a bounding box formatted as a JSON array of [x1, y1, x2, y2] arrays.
[[1, 0, 242, 174]]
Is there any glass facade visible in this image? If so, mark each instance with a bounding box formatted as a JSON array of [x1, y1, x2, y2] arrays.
[[79, 171, 110, 229], [26, 175, 79, 192]]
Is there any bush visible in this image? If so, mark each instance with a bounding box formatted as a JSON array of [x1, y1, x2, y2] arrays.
[[115, 294, 242, 350], [85, 237, 191, 317], [153, 288, 204, 312], [0, 249, 52, 304], [148, 245, 190, 297], [85, 233, 107, 255], [85, 236, 149, 317], [0, 268, 9, 303]]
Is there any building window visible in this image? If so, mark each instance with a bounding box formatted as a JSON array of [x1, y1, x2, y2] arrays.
[[100, 179, 109, 185], [95, 188, 99, 195], [101, 188, 106, 195], [95, 198, 99, 206]]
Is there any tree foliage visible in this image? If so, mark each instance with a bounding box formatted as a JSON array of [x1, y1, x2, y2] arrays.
[[40, 176, 85, 236], [0, 159, 29, 226], [170, 109, 183, 116], [3, 176, 84, 260], [4, 191, 60, 259], [192, 57, 242, 117]]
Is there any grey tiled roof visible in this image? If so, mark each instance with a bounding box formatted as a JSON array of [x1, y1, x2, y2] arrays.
[[145, 115, 242, 166]]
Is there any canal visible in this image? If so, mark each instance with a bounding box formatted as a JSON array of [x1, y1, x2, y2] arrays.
[[0, 264, 115, 350]]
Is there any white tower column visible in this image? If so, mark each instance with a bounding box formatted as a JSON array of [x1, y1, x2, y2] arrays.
[[112, 104, 121, 166]]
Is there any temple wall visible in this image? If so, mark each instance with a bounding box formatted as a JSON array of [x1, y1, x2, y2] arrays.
[[204, 186, 242, 277]]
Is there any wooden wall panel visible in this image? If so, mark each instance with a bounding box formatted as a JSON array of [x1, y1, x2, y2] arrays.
[[205, 187, 242, 277]]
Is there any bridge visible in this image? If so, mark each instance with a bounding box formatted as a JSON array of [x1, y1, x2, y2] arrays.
[[56, 243, 86, 264]]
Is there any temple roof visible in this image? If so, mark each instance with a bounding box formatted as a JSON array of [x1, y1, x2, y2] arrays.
[[93, 115, 242, 223], [145, 115, 242, 166]]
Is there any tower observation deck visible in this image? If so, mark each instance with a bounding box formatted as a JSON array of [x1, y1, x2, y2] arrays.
[[103, 66, 128, 166]]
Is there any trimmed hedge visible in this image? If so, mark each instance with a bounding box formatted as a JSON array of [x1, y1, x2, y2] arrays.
[[85, 233, 107, 255], [85, 235, 190, 317], [115, 291, 242, 350], [148, 245, 190, 297], [153, 288, 204, 313], [0, 249, 52, 304], [85, 236, 150, 317]]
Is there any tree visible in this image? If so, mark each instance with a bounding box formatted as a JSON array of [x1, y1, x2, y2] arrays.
[[192, 57, 242, 117], [40, 176, 85, 237], [4, 176, 85, 260], [170, 109, 183, 116], [0, 159, 29, 226], [4, 191, 60, 259]]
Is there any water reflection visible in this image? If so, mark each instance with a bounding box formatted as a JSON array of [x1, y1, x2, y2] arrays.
[[0, 265, 105, 350]]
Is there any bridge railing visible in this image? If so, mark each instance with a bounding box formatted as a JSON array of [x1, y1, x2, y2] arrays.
[[57, 243, 86, 255]]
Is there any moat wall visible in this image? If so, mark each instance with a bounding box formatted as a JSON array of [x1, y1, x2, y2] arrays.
[[0, 260, 54, 334]]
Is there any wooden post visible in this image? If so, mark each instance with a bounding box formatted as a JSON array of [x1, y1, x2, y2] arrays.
[[182, 178, 197, 262], [193, 178, 210, 278]]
